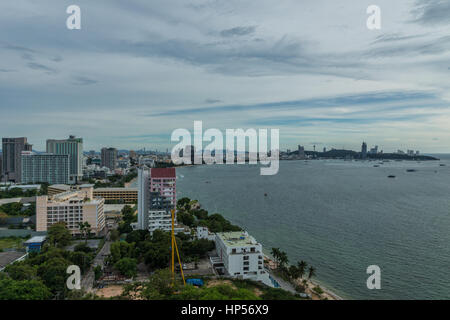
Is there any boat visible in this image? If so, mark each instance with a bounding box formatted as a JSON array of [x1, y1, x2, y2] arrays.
[[264, 193, 268, 197], [388, 175, 396, 178], [440, 164, 446, 167], [406, 169, 417, 172], [373, 165, 379, 167]]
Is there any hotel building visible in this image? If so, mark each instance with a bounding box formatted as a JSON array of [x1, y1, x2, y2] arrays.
[[1, 137, 32, 183], [36, 185, 105, 235], [46, 136, 83, 184], [214, 231, 273, 287], [21, 152, 70, 185]]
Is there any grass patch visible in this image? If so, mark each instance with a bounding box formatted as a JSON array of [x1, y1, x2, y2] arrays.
[[0, 237, 24, 250]]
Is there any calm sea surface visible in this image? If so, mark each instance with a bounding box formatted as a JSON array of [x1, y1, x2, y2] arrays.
[[176, 156, 450, 299]]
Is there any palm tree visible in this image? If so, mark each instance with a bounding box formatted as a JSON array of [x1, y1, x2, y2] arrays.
[[308, 266, 316, 280], [278, 251, 289, 270], [297, 260, 308, 279], [270, 248, 281, 268]]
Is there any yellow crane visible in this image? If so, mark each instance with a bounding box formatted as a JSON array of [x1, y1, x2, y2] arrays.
[[171, 209, 186, 286]]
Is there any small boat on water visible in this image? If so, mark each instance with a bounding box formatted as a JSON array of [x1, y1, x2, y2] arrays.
[[440, 164, 446, 167], [406, 169, 417, 172], [388, 175, 396, 178], [373, 165, 379, 167], [264, 193, 268, 197]]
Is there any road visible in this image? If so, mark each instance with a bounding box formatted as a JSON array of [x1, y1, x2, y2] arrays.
[[81, 232, 111, 292]]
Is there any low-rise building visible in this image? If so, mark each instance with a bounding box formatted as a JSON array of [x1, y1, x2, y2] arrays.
[[93, 187, 138, 204], [197, 226, 215, 241], [24, 236, 46, 252], [36, 186, 105, 235], [215, 231, 272, 287]]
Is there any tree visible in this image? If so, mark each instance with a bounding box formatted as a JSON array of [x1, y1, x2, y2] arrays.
[[47, 222, 72, 248], [0, 277, 52, 300], [271, 248, 281, 268], [4, 263, 37, 281], [114, 258, 137, 278], [94, 265, 103, 281], [288, 265, 301, 280], [297, 261, 308, 279], [177, 211, 195, 227], [308, 266, 316, 280], [78, 222, 91, 243], [109, 241, 135, 264], [37, 257, 71, 295], [110, 229, 120, 241]]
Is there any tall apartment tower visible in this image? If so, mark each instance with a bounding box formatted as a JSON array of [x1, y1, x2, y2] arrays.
[[101, 147, 118, 170], [137, 168, 177, 231], [21, 151, 70, 185], [1, 137, 32, 183], [361, 142, 368, 159], [46, 136, 83, 184]]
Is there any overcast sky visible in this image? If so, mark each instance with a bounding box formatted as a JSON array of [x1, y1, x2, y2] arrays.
[[1, 0, 449, 152]]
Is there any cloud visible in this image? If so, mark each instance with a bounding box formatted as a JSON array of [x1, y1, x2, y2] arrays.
[[71, 76, 99, 86], [220, 26, 256, 37], [411, 0, 450, 25], [204, 98, 222, 104], [26, 62, 57, 74]]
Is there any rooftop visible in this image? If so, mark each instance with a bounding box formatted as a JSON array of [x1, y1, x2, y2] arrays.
[[24, 236, 46, 244], [94, 187, 138, 192], [217, 231, 259, 248], [150, 168, 176, 178]]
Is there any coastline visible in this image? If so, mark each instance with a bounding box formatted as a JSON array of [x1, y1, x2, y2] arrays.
[[263, 253, 344, 300]]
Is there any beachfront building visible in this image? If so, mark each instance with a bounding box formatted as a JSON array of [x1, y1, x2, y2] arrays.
[[21, 152, 70, 185], [214, 231, 273, 287], [137, 168, 177, 233], [36, 185, 105, 235]]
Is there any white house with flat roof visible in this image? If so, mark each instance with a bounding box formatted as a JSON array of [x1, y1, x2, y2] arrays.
[[215, 231, 273, 287]]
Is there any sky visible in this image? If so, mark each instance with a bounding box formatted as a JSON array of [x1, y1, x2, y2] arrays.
[[0, 0, 449, 153]]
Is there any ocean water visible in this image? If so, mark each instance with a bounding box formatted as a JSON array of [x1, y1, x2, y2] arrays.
[[176, 157, 450, 300]]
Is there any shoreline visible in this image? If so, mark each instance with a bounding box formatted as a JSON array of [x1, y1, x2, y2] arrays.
[[263, 254, 344, 300]]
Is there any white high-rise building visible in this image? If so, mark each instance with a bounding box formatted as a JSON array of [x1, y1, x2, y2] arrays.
[[46, 136, 83, 184]]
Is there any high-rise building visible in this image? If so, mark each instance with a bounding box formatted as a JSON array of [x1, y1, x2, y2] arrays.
[[1, 137, 32, 183], [298, 145, 305, 159], [361, 142, 368, 159], [36, 185, 105, 235], [21, 151, 70, 185], [46, 136, 83, 184], [137, 168, 177, 232], [101, 147, 118, 170]]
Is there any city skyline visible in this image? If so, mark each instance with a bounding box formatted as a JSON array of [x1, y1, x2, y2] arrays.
[[1, 1, 450, 152]]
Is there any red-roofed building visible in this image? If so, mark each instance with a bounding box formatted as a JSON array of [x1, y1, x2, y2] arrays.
[[150, 168, 176, 207]]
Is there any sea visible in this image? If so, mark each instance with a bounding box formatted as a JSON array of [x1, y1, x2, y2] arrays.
[[176, 154, 450, 300]]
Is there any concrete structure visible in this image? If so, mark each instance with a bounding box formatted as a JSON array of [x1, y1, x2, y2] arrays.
[[21, 152, 70, 185], [48, 184, 71, 196], [2, 137, 32, 182], [93, 187, 138, 204], [101, 147, 118, 170], [197, 226, 216, 241], [214, 231, 272, 287], [46, 136, 83, 184], [137, 168, 177, 233], [36, 186, 105, 235]]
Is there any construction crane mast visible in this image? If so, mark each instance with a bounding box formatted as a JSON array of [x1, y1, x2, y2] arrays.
[[171, 209, 186, 286]]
